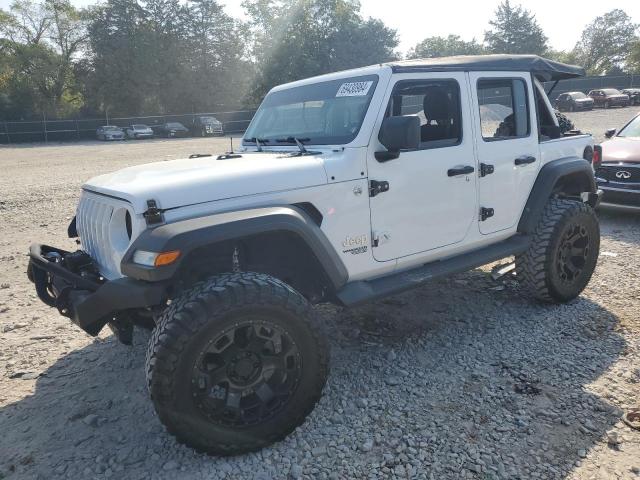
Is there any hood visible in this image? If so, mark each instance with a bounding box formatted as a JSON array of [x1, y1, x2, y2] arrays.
[[575, 98, 593, 103], [602, 137, 640, 163], [83, 152, 328, 213]]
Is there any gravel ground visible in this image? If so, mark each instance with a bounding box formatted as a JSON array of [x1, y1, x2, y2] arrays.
[[1, 111, 640, 480]]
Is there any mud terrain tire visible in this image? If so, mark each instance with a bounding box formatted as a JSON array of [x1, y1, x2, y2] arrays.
[[516, 199, 599, 303], [146, 272, 329, 455]]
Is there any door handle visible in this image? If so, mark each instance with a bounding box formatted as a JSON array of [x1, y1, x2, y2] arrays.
[[515, 155, 536, 165], [447, 165, 475, 177]]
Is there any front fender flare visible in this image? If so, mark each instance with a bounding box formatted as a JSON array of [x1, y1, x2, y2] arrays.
[[518, 157, 597, 234], [121, 206, 348, 290]]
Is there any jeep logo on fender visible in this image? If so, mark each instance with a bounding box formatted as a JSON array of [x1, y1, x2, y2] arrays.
[[342, 234, 367, 248], [342, 234, 368, 255]]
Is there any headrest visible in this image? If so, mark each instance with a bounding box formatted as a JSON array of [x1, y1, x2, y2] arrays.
[[423, 87, 451, 122]]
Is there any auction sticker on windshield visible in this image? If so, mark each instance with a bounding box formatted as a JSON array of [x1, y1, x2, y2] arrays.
[[336, 81, 373, 97]]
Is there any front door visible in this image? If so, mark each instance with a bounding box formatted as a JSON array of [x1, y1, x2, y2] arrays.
[[469, 73, 540, 234], [367, 73, 478, 262]]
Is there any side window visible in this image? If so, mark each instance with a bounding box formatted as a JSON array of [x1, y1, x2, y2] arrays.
[[384, 79, 462, 149], [477, 78, 530, 140]]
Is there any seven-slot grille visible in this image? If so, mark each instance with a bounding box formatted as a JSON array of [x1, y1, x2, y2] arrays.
[[75, 190, 121, 278]]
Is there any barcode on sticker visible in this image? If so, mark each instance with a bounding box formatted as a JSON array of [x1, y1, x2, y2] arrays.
[[336, 81, 373, 97]]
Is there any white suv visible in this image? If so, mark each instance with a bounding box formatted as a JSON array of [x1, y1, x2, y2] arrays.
[[28, 55, 602, 455]]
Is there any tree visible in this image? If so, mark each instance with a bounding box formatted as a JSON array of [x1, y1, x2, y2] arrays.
[[629, 39, 640, 73], [243, 0, 398, 103], [573, 9, 638, 75], [0, 0, 88, 118], [484, 0, 548, 55], [408, 35, 484, 59]]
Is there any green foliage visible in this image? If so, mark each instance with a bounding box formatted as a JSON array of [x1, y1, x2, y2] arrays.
[[484, 0, 548, 55], [408, 35, 485, 59], [629, 40, 640, 73], [243, 0, 398, 103], [0, 0, 88, 119], [573, 9, 638, 75]]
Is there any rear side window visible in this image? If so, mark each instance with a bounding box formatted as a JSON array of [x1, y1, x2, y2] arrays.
[[384, 79, 462, 150], [477, 79, 530, 140]]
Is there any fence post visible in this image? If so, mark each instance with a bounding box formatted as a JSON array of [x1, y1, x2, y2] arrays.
[[43, 112, 48, 143], [4, 121, 10, 144]]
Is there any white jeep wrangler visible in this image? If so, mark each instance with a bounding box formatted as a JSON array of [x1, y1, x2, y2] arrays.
[[29, 55, 602, 454]]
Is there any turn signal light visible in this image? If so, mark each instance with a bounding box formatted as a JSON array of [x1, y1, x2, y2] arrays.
[[133, 249, 181, 267], [154, 250, 181, 267]]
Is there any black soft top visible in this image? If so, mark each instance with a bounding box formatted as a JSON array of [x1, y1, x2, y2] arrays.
[[388, 54, 585, 81]]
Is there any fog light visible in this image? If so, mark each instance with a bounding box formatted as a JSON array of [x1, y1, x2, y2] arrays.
[[133, 250, 180, 267]]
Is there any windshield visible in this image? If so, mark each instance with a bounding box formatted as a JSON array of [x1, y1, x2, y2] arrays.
[[103, 126, 120, 131], [166, 122, 182, 128], [133, 124, 147, 129], [603, 89, 622, 95], [570, 92, 587, 99], [243, 74, 378, 146], [200, 117, 218, 124], [619, 115, 640, 138]]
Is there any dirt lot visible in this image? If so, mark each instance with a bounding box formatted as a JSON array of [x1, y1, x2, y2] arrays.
[[1, 108, 640, 480]]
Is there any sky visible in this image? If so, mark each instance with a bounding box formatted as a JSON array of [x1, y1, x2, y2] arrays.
[[2, 0, 640, 55]]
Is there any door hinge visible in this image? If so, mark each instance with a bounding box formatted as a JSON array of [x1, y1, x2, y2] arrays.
[[372, 231, 391, 247], [143, 199, 164, 225], [480, 207, 494, 221], [369, 180, 390, 197], [480, 163, 495, 177]]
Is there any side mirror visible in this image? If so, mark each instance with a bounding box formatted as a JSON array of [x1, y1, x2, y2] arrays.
[[375, 116, 420, 162], [605, 128, 616, 138]]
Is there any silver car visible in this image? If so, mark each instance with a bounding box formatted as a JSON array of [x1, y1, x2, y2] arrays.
[[96, 125, 125, 141], [125, 124, 154, 139]]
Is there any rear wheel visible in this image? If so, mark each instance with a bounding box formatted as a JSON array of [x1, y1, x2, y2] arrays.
[[516, 198, 599, 303], [146, 272, 329, 455]]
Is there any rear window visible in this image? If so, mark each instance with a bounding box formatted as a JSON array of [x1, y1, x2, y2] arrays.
[[602, 89, 622, 95], [569, 92, 587, 99], [477, 78, 530, 140]]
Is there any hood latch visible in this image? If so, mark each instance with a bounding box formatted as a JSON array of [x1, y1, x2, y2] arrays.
[[143, 199, 164, 226]]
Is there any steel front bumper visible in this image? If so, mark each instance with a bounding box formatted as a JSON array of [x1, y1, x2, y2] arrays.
[[28, 244, 166, 336]]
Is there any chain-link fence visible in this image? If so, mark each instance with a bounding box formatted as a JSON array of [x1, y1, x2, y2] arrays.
[[543, 74, 640, 100], [3, 73, 640, 144], [0, 109, 257, 144]]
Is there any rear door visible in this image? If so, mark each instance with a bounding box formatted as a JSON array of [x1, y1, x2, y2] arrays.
[[469, 72, 540, 235]]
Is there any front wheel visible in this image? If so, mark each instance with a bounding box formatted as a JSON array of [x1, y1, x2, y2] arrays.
[[516, 198, 599, 303], [146, 272, 329, 455]]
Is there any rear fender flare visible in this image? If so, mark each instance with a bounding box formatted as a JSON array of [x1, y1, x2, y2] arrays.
[[518, 157, 597, 234]]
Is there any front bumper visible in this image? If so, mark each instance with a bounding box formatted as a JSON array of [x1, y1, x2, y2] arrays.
[[28, 244, 166, 336], [598, 185, 640, 208]]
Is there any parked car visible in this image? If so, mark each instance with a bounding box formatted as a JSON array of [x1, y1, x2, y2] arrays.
[[28, 54, 601, 455], [96, 125, 125, 141], [192, 115, 224, 137], [594, 112, 640, 208], [587, 88, 630, 108], [125, 124, 154, 139], [622, 88, 640, 106], [154, 122, 190, 138], [554, 91, 594, 111]]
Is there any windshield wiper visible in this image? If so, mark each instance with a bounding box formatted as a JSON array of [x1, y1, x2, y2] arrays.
[[243, 137, 270, 152], [276, 137, 309, 153]]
